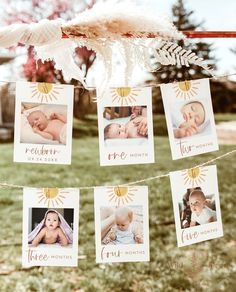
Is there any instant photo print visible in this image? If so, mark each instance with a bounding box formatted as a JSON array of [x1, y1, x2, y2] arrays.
[[161, 79, 219, 160], [22, 187, 79, 267], [94, 186, 150, 263], [97, 87, 154, 166], [170, 165, 223, 247], [14, 81, 74, 164]]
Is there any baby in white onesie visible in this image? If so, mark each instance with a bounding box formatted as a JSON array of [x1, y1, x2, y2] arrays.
[[103, 206, 143, 245], [189, 190, 217, 226]]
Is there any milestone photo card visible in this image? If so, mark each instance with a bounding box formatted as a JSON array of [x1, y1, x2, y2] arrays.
[[14, 81, 74, 164], [22, 187, 79, 267], [169, 165, 223, 247], [94, 186, 150, 263], [160, 79, 218, 160], [97, 87, 154, 166]]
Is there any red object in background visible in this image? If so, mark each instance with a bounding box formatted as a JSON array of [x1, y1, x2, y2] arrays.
[[62, 31, 236, 39], [182, 31, 236, 38]]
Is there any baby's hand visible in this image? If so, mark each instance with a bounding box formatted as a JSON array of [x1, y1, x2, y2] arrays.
[[184, 125, 198, 137], [135, 234, 143, 244], [130, 106, 142, 120], [190, 221, 197, 227], [32, 125, 40, 133], [109, 231, 116, 241], [50, 113, 58, 120], [133, 116, 148, 136], [103, 237, 112, 245], [174, 125, 198, 138], [182, 220, 189, 228]]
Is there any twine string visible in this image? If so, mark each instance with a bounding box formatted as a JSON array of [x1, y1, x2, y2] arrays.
[[0, 149, 235, 190], [0, 74, 235, 189]]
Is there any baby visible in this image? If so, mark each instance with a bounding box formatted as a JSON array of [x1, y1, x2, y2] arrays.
[[172, 101, 205, 138], [181, 187, 202, 228], [189, 190, 217, 226], [103, 206, 143, 245], [104, 106, 148, 139], [30, 210, 68, 247], [27, 110, 67, 144]]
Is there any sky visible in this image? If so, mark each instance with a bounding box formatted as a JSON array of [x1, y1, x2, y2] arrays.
[[0, 0, 236, 83], [144, 0, 236, 76], [92, 0, 236, 85]]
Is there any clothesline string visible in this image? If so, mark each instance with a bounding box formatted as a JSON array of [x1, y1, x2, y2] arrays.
[[0, 149, 235, 190]]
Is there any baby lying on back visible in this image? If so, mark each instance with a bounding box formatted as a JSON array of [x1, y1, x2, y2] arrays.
[[27, 110, 67, 144], [104, 107, 148, 139]]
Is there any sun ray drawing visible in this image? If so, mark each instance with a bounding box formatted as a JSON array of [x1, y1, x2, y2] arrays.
[[172, 80, 200, 100], [110, 87, 141, 106], [30, 83, 63, 102], [37, 188, 67, 208], [107, 186, 137, 206], [182, 167, 208, 187]]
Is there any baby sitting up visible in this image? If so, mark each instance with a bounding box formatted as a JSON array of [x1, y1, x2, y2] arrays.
[[27, 110, 67, 144], [103, 206, 143, 245], [104, 106, 148, 139], [189, 190, 217, 227], [172, 101, 205, 138], [30, 210, 68, 247]]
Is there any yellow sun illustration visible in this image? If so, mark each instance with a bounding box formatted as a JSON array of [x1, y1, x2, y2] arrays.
[[30, 83, 63, 102], [182, 167, 208, 187], [173, 80, 200, 100], [37, 188, 68, 207], [110, 87, 141, 106], [107, 186, 137, 205]]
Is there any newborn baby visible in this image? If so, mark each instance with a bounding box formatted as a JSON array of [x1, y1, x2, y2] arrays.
[[104, 117, 147, 139], [27, 110, 67, 144], [172, 101, 205, 138], [104, 106, 148, 139]]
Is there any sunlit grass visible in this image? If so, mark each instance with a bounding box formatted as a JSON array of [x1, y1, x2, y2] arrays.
[[0, 137, 235, 291]]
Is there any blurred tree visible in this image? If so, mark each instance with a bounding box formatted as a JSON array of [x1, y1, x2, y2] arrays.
[[230, 47, 236, 55], [151, 0, 217, 113], [2, 0, 97, 118], [230, 47, 236, 72], [210, 80, 236, 113], [0, 53, 15, 126]]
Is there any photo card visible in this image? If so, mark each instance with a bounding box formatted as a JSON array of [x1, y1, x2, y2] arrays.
[[14, 81, 74, 164], [94, 186, 150, 263], [22, 187, 79, 267], [97, 87, 154, 166], [170, 165, 223, 247], [160, 78, 218, 160]]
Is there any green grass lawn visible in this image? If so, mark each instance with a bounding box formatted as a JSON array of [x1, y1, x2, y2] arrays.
[[73, 113, 236, 137], [0, 137, 235, 292]]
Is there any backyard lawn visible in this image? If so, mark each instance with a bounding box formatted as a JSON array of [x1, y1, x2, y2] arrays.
[[0, 136, 235, 291]]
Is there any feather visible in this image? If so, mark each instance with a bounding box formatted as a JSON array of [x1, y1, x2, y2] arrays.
[[0, 0, 214, 88]]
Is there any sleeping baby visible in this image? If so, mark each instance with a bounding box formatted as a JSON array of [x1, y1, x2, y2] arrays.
[[27, 110, 67, 144], [172, 101, 206, 139]]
